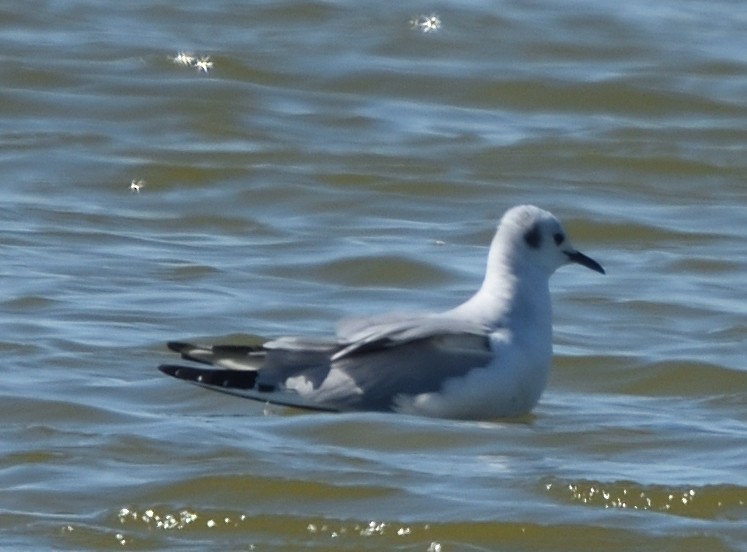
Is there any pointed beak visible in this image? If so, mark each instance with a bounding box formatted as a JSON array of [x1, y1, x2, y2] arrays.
[[566, 250, 605, 274]]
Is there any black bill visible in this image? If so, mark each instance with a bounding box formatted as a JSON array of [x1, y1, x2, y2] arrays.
[[566, 250, 605, 274]]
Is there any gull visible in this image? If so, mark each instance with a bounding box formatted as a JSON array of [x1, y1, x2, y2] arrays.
[[159, 205, 604, 420]]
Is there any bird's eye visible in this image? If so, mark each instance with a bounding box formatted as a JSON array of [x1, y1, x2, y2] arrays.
[[553, 233, 565, 246]]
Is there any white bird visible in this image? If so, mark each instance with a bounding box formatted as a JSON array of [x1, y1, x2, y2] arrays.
[[159, 205, 604, 420]]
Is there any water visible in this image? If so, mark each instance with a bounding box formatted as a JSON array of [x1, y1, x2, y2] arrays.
[[2, 0, 747, 549]]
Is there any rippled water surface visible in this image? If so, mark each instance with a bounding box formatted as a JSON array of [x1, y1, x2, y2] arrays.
[[2, 0, 747, 550]]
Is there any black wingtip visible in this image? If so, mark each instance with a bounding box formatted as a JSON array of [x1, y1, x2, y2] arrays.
[[159, 364, 182, 377], [158, 364, 260, 390], [166, 341, 264, 357], [159, 364, 202, 381], [167, 341, 193, 354]]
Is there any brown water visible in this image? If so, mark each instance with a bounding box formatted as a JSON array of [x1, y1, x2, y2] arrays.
[[2, 1, 747, 550]]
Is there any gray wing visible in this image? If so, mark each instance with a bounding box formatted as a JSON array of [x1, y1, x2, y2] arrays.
[[159, 314, 495, 412], [328, 330, 494, 410], [333, 311, 491, 359]]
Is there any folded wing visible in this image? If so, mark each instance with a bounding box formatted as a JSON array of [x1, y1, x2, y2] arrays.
[[159, 314, 495, 412]]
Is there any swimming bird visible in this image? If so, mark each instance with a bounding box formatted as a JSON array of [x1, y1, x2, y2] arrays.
[[159, 205, 604, 420]]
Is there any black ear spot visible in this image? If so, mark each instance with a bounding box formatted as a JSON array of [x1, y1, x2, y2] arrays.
[[524, 224, 542, 249]]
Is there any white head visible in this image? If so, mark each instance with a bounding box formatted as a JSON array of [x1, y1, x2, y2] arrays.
[[492, 205, 605, 277]]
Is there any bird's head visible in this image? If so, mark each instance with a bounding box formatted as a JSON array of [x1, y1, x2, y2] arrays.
[[496, 205, 605, 277]]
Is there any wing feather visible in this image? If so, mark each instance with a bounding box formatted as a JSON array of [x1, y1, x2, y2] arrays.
[[160, 315, 495, 412]]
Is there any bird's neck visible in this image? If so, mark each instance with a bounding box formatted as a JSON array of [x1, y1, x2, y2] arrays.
[[450, 246, 552, 332]]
